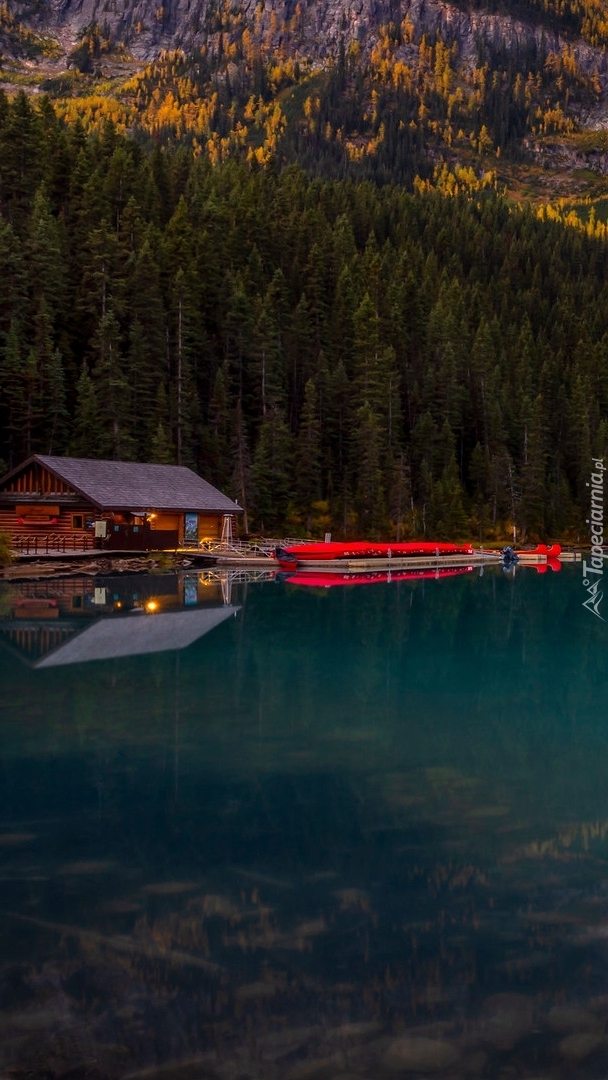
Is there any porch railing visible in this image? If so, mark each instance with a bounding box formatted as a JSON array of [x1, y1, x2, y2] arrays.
[[11, 533, 93, 555]]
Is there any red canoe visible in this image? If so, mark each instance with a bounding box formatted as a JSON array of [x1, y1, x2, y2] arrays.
[[478, 543, 563, 564], [515, 543, 562, 559]]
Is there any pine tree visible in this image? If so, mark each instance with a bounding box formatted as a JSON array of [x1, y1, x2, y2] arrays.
[[0, 320, 27, 467], [519, 393, 547, 540], [168, 268, 199, 466], [46, 349, 68, 455], [409, 410, 439, 507], [388, 452, 413, 541], [250, 295, 284, 420], [72, 362, 100, 458], [31, 296, 56, 453], [0, 217, 27, 345], [351, 400, 385, 536], [251, 406, 293, 533], [104, 145, 138, 237], [295, 378, 322, 530], [90, 309, 134, 460], [224, 273, 254, 402], [0, 92, 45, 233], [27, 185, 66, 314], [286, 292, 317, 425], [429, 457, 468, 539], [207, 362, 233, 487], [149, 384, 176, 464], [78, 218, 126, 333], [231, 396, 252, 534], [126, 238, 167, 455]]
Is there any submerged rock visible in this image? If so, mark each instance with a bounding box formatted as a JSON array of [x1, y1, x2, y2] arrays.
[[141, 880, 199, 894], [472, 992, 535, 1052], [286, 1053, 345, 1079], [558, 1031, 605, 1061], [459, 1049, 488, 1075], [235, 980, 277, 1000], [382, 1035, 460, 1072], [331, 1021, 384, 1042], [545, 1005, 601, 1033]]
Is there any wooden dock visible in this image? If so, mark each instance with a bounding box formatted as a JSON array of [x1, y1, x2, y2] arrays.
[[4, 542, 582, 578], [186, 547, 583, 570]]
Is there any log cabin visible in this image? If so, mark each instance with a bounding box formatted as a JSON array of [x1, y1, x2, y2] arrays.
[[0, 455, 242, 554]]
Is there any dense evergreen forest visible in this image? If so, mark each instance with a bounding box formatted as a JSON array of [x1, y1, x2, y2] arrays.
[[1, 88, 608, 541]]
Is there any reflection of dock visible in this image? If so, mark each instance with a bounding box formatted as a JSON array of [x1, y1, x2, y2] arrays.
[[199, 566, 277, 584]]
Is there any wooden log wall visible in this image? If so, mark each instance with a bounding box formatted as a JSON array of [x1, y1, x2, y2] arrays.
[[0, 507, 95, 542]]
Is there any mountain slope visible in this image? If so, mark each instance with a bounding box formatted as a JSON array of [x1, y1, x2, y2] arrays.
[[1, 5, 608, 538], [3, 0, 608, 205]]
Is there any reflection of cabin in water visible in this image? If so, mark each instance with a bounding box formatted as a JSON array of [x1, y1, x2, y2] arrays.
[[11, 572, 228, 616], [0, 455, 242, 553]]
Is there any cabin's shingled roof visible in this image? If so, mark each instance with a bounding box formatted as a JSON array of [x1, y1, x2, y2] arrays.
[[19, 456, 242, 513]]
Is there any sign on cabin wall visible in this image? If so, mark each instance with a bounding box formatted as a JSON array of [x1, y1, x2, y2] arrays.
[[16, 505, 60, 518]]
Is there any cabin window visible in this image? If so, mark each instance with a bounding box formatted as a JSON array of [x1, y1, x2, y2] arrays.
[[72, 515, 83, 529], [72, 596, 83, 609]]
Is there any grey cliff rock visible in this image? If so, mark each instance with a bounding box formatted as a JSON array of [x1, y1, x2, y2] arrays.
[[10, 0, 608, 80]]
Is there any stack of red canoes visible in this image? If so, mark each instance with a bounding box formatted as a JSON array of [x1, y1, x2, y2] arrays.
[[274, 541, 473, 569]]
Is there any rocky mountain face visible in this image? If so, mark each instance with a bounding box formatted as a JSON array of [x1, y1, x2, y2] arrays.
[[6, 0, 608, 194], [12, 0, 608, 79]]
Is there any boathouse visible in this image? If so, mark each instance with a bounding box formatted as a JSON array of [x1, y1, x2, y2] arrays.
[[0, 455, 242, 554]]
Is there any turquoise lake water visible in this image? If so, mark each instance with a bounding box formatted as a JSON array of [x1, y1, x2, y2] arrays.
[[1, 562, 608, 1079]]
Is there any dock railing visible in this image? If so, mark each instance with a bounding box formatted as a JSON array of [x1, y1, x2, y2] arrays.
[[197, 537, 319, 560]]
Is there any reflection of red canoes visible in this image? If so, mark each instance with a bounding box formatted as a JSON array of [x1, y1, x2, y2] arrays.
[[275, 541, 474, 569], [279, 566, 475, 588], [523, 557, 562, 573]]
